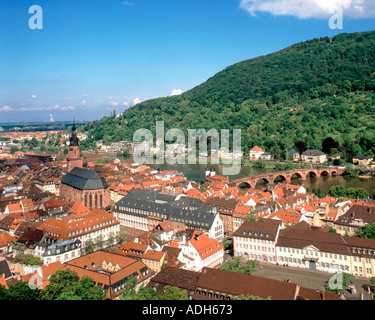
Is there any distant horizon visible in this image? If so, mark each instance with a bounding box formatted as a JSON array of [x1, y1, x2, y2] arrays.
[[1, 0, 375, 123]]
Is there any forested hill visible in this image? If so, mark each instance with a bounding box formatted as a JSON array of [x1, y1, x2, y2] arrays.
[[83, 30, 375, 160]]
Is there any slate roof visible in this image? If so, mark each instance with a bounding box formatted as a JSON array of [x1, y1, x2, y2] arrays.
[[233, 219, 281, 241], [147, 265, 200, 294], [302, 149, 326, 156], [336, 204, 375, 226], [61, 167, 108, 190], [115, 190, 217, 230], [0, 258, 12, 279]]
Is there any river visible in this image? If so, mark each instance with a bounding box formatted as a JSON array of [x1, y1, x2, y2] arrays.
[[118, 156, 375, 195], [147, 162, 375, 195]]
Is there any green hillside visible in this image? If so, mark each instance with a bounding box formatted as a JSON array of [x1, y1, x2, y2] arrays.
[[82, 30, 375, 161]]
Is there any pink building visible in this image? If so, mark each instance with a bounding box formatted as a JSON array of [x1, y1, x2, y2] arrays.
[[233, 219, 282, 264]]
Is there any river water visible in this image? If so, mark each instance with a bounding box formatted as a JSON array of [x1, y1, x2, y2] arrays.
[[145, 161, 375, 195]]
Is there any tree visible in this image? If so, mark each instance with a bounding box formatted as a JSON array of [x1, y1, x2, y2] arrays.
[[10, 146, 18, 154], [294, 141, 307, 155], [355, 223, 375, 239], [120, 275, 161, 300], [84, 239, 96, 254], [161, 286, 188, 300], [42, 269, 104, 300], [116, 228, 128, 245], [322, 137, 339, 155], [245, 213, 257, 222], [253, 159, 266, 169], [0, 284, 9, 300], [42, 269, 80, 300], [236, 259, 258, 275], [14, 253, 43, 266], [5, 282, 42, 300], [232, 294, 270, 300], [95, 235, 105, 250], [326, 272, 354, 294], [222, 237, 229, 250], [355, 188, 369, 199], [343, 166, 357, 178]]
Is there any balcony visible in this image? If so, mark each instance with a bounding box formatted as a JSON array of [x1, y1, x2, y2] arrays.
[[303, 256, 319, 262]]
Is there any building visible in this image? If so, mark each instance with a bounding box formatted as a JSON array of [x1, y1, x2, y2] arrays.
[[35, 239, 82, 265], [193, 267, 300, 300], [301, 149, 327, 164], [113, 190, 224, 242], [147, 265, 199, 299], [334, 205, 375, 236], [178, 230, 224, 271], [66, 122, 83, 173], [142, 249, 166, 273], [259, 152, 274, 161], [63, 250, 154, 299], [37, 208, 120, 250], [233, 219, 282, 264], [288, 149, 300, 161], [60, 122, 110, 210], [205, 197, 238, 236], [276, 222, 375, 278], [60, 167, 110, 210], [353, 155, 373, 166], [148, 265, 339, 300], [249, 146, 264, 160]]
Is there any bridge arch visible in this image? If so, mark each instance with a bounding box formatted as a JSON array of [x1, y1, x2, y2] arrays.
[[238, 181, 253, 190], [290, 172, 303, 180], [305, 170, 319, 179], [273, 174, 288, 184], [254, 177, 270, 188], [319, 170, 330, 178]]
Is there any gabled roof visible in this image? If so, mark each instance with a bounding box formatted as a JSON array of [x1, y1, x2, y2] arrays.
[[61, 167, 108, 190], [194, 267, 298, 300], [233, 219, 281, 241], [250, 146, 264, 153]]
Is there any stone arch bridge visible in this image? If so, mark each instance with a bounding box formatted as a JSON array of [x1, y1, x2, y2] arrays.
[[231, 167, 346, 189]]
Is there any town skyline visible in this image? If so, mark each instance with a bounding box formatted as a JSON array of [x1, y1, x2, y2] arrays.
[[1, 0, 375, 122]]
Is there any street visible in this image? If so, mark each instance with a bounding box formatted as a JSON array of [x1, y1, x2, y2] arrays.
[[224, 254, 373, 300]]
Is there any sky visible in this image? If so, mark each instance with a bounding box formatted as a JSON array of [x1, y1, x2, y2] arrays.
[[0, 0, 374, 123]]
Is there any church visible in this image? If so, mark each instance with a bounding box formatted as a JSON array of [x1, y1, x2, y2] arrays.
[[60, 122, 110, 210]]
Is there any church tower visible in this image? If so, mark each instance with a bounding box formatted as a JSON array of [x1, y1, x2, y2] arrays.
[[66, 121, 83, 173]]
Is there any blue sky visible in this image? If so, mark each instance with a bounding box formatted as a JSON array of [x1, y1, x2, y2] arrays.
[[0, 0, 374, 123]]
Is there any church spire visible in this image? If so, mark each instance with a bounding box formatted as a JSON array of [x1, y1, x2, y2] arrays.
[[69, 118, 79, 147]]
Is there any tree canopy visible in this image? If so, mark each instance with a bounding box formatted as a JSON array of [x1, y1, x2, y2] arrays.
[[82, 31, 375, 161]]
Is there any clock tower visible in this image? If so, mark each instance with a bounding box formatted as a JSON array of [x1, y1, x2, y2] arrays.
[[66, 121, 83, 173]]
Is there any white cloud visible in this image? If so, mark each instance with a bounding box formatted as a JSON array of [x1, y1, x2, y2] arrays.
[[31, 95, 37, 99], [171, 89, 183, 96], [123, 101, 130, 107], [109, 101, 119, 106], [82, 94, 89, 97], [81, 100, 87, 105], [239, 0, 375, 19], [61, 106, 75, 111], [133, 97, 144, 105], [121, 1, 135, 6], [0, 105, 12, 112]]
